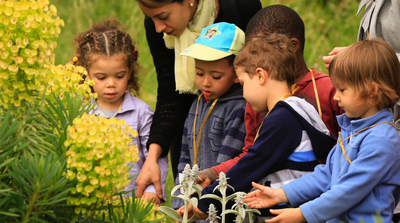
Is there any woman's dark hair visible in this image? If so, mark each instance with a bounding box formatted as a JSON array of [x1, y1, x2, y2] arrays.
[[73, 18, 140, 96], [138, 0, 197, 8]]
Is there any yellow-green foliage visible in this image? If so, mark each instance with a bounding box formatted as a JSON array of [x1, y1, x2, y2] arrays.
[[0, 0, 95, 117], [65, 113, 140, 216]]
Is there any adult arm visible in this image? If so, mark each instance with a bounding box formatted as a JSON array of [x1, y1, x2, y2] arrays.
[[136, 104, 168, 203], [143, 16, 196, 157], [136, 16, 195, 198]]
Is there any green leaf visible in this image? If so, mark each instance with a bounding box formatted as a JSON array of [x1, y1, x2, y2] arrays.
[[187, 215, 198, 223], [200, 194, 223, 203], [171, 185, 184, 196], [226, 193, 237, 202], [246, 209, 261, 215], [192, 184, 203, 197], [0, 211, 20, 217], [189, 197, 198, 208], [159, 206, 182, 222]]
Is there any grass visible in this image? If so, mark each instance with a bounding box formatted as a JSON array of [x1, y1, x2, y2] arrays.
[[50, 0, 361, 222]]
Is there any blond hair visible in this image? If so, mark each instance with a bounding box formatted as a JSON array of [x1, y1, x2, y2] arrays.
[[329, 39, 400, 110]]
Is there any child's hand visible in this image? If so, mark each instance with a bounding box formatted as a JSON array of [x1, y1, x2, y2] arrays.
[[141, 192, 161, 206], [196, 168, 218, 188], [176, 204, 196, 222], [322, 47, 347, 70], [193, 206, 208, 220], [244, 182, 288, 209], [265, 208, 306, 223]]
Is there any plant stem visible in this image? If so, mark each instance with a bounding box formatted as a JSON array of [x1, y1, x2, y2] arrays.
[[23, 191, 38, 223], [183, 189, 189, 223], [249, 212, 253, 223], [221, 199, 226, 223]]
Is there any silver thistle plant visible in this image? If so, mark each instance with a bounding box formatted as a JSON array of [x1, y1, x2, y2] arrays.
[[201, 172, 261, 223], [206, 204, 220, 223], [159, 164, 202, 223]]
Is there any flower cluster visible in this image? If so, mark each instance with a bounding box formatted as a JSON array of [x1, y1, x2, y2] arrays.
[[64, 113, 139, 215], [0, 0, 86, 116], [207, 204, 220, 223], [46, 63, 95, 102]]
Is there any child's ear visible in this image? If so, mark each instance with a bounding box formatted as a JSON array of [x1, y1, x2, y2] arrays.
[[255, 67, 267, 84], [234, 75, 239, 84], [291, 38, 300, 53], [370, 82, 379, 97]]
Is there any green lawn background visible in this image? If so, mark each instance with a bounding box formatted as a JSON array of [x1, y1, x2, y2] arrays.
[[51, 0, 361, 221]]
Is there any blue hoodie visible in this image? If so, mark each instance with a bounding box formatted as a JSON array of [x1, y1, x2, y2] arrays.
[[282, 109, 400, 223]]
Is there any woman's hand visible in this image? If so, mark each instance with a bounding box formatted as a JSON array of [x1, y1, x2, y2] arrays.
[[141, 192, 161, 206], [244, 182, 288, 209], [322, 47, 347, 69], [136, 143, 163, 199]]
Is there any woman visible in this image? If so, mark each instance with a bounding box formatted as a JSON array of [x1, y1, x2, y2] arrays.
[[136, 0, 261, 200]]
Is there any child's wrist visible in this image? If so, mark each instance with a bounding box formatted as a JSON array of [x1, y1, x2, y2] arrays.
[[277, 188, 289, 203]]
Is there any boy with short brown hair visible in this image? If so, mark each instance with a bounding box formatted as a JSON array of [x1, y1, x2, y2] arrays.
[[192, 33, 336, 221]]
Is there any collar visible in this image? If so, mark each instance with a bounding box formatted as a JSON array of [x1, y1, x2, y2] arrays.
[[337, 108, 392, 134], [91, 91, 136, 117], [118, 92, 136, 114]]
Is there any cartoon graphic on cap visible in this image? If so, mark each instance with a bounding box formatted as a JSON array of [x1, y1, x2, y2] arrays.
[[203, 25, 221, 40]]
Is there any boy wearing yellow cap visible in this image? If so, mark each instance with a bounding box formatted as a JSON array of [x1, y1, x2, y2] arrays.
[[171, 22, 247, 211]]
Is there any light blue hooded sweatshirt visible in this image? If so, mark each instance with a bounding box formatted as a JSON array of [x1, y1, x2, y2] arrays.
[[282, 109, 400, 223]]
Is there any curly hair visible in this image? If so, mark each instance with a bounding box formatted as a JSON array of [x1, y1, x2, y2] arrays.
[[73, 18, 140, 96], [245, 5, 305, 52]]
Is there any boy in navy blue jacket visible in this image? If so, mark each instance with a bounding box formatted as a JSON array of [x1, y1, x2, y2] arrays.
[[189, 33, 336, 221]]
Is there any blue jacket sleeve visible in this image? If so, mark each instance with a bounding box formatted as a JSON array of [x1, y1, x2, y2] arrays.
[[198, 107, 303, 214]]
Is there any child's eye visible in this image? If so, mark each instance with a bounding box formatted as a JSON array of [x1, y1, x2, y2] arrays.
[[97, 77, 106, 80], [213, 76, 222, 80], [117, 76, 125, 79], [196, 73, 204, 76]]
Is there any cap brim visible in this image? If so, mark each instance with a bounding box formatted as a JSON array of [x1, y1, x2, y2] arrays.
[[180, 44, 232, 61]]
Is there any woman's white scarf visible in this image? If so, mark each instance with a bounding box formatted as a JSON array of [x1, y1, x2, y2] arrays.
[[163, 0, 216, 94]]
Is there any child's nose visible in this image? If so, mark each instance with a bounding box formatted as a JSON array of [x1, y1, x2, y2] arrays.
[[106, 79, 116, 88], [333, 91, 339, 101], [203, 76, 211, 87]]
